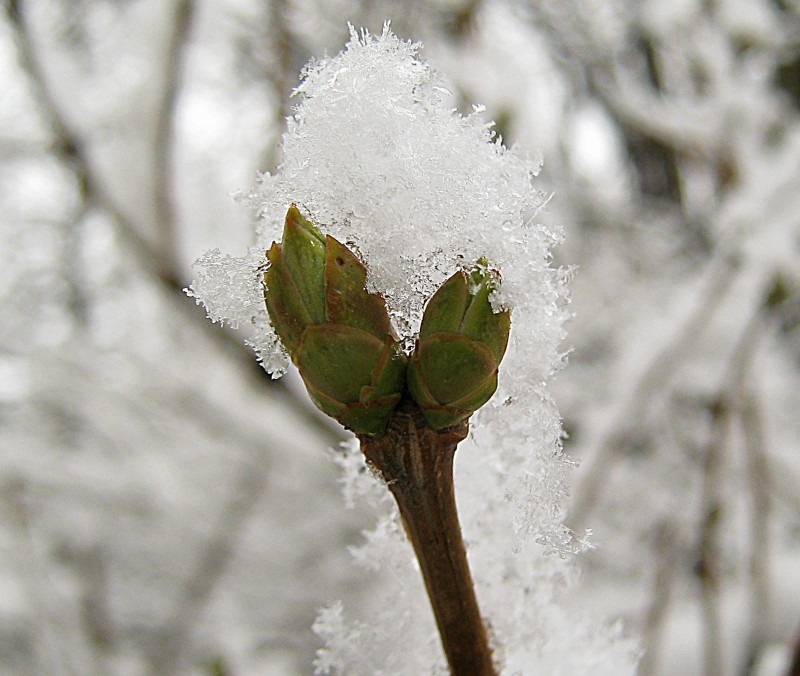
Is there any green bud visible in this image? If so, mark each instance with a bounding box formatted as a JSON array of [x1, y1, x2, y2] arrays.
[[264, 207, 327, 352], [408, 260, 511, 431], [264, 206, 406, 436]]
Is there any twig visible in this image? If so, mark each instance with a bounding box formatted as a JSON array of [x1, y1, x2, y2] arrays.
[[2, 478, 77, 673], [694, 301, 766, 676], [260, 0, 294, 174], [360, 400, 496, 676], [568, 251, 739, 528], [151, 0, 196, 270], [638, 522, 682, 676], [2, 0, 183, 291], [738, 391, 772, 673], [766, 456, 800, 515], [146, 454, 271, 675], [787, 628, 800, 676], [696, 395, 727, 676], [2, 0, 341, 441]]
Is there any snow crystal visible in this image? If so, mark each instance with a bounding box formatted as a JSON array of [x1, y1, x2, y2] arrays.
[[186, 247, 265, 330]]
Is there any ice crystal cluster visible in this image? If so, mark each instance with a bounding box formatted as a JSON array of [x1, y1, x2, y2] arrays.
[[190, 24, 638, 675]]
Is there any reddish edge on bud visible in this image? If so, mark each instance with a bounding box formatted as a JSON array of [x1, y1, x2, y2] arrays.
[[408, 261, 511, 431], [264, 206, 406, 436]]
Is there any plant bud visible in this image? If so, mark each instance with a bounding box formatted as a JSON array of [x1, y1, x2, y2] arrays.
[[264, 206, 406, 436], [408, 260, 511, 431]]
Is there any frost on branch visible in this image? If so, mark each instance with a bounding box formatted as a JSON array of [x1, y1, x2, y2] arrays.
[[189, 24, 638, 675]]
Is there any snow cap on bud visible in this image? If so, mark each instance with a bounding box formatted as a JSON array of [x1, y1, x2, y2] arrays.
[[264, 206, 407, 436], [408, 259, 511, 431]]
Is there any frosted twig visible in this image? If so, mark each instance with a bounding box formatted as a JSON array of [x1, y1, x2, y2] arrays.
[[47, 540, 116, 673], [1, 478, 82, 673], [2, 0, 338, 440], [151, 0, 196, 272], [787, 628, 800, 676], [568, 251, 739, 528], [2, 0, 179, 289], [638, 522, 682, 676], [694, 299, 767, 676], [146, 453, 270, 674], [695, 395, 727, 676], [259, 0, 296, 174], [731, 283, 793, 669], [739, 391, 772, 671], [588, 67, 723, 159], [766, 457, 800, 515]]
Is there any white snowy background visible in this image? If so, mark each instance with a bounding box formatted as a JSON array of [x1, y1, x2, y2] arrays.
[[1, 1, 799, 675]]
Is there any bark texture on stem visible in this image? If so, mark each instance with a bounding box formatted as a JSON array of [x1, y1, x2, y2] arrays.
[[359, 400, 497, 676]]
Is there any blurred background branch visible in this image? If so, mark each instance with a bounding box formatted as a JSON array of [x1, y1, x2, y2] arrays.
[[1, 0, 799, 674]]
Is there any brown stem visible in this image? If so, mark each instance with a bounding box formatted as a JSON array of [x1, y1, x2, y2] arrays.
[[359, 400, 496, 676]]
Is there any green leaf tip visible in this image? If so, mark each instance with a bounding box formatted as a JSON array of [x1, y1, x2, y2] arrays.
[[409, 260, 511, 431], [263, 206, 406, 436]]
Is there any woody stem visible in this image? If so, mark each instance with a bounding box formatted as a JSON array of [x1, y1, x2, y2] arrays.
[[359, 400, 496, 676]]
